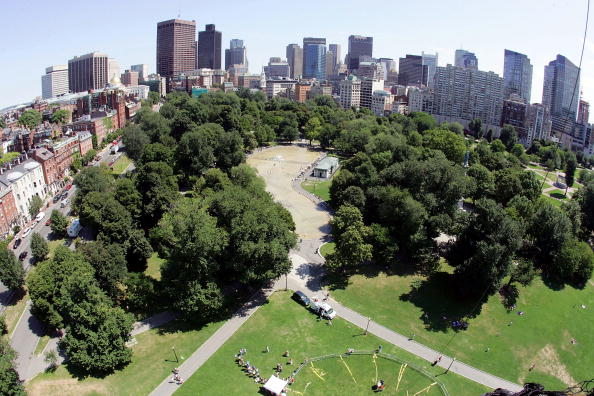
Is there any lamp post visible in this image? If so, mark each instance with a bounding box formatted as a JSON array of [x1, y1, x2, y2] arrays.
[[364, 317, 371, 335], [285, 273, 288, 291], [446, 357, 456, 373], [172, 346, 179, 363]]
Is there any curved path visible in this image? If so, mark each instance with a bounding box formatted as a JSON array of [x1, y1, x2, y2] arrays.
[[150, 145, 522, 395]]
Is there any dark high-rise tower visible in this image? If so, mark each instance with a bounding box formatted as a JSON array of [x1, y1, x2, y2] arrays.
[[346, 35, 373, 71], [303, 38, 326, 80], [503, 49, 533, 103], [286, 44, 303, 79], [68, 52, 108, 93], [398, 55, 427, 87], [329, 44, 341, 67], [542, 54, 580, 133], [156, 19, 197, 78], [198, 24, 222, 69], [454, 49, 478, 70], [225, 39, 248, 70]]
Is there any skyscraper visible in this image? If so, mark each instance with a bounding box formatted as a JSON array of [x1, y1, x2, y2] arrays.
[[225, 39, 248, 70], [68, 52, 109, 93], [329, 44, 341, 68], [156, 19, 196, 78], [398, 55, 427, 87], [454, 49, 478, 70], [41, 65, 69, 99], [286, 44, 303, 79], [542, 54, 580, 133], [503, 49, 533, 103], [421, 53, 438, 87], [303, 38, 327, 80], [346, 35, 373, 71], [578, 98, 590, 124], [197, 24, 222, 69], [130, 64, 149, 81]]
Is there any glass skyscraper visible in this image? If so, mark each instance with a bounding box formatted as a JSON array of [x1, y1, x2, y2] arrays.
[[542, 54, 580, 133], [503, 49, 533, 103], [303, 38, 327, 80]]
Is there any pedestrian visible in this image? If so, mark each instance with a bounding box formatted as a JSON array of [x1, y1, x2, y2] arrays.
[[378, 345, 383, 353], [327, 318, 333, 325], [485, 347, 490, 352], [508, 321, 513, 326], [529, 362, 535, 371], [284, 350, 290, 357], [288, 358, 293, 365], [265, 346, 270, 353], [409, 333, 416, 341]]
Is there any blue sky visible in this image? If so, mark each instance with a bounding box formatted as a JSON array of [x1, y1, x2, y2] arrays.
[[0, 0, 591, 110]]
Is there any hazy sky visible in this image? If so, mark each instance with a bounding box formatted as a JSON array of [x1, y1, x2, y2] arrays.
[[0, 0, 591, 110]]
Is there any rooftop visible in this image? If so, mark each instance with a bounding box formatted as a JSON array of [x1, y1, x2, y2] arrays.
[[314, 156, 339, 171]]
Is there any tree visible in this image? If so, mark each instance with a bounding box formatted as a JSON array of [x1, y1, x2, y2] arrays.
[[70, 153, 82, 173], [176, 127, 216, 177], [0, 246, 25, 291], [552, 239, 594, 286], [78, 241, 127, 299], [528, 201, 572, 261], [73, 165, 114, 212], [28, 195, 43, 218], [30, 232, 49, 262], [564, 151, 577, 195], [467, 164, 495, 202], [507, 259, 537, 287], [50, 210, 68, 238], [82, 149, 97, 166], [18, 110, 42, 129], [485, 129, 494, 142], [44, 349, 59, 371], [50, 109, 70, 125], [0, 338, 25, 396], [147, 91, 160, 105], [499, 125, 518, 150], [114, 178, 142, 222], [579, 181, 594, 232], [213, 129, 244, 171], [277, 118, 299, 142], [468, 118, 483, 138], [173, 280, 224, 322], [304, 117, 322, 145], [422, 128, 466, 164], [136, 161, 179, 228], [327, 205, 372, 271], [122, 124, 150, 161], [410, 112, 436, 132]]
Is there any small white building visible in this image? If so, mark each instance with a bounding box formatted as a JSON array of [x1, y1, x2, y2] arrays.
[[0, 159, 46, 221], [124, 85, 150, 100], [313, 156, 339, 179], [371, 90, 393, 116]]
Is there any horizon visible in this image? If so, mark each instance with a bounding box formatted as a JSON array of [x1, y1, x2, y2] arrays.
[[0, 0, 590, 110]]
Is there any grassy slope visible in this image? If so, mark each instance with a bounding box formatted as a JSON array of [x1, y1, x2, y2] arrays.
[[27, 320, 223, 396], [176, 291, 488, 396], [146, 252, 165, 281], [111, 154, 132, 175], [301, 178, 332, 202], [329, 269, 593, 389], [320, 241, 335, 258]]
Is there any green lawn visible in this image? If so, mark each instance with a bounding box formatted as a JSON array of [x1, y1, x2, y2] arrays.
[[531, 172, 554, 189], [27, 320, 223, 396], [543, 196, 564, 207], [111, 154, 132, 175], [301, 178, 332, 202], [176, 291, 489, 396], [548, 189, 567, 200], [146, 252, 165, 281], [320, 241, 335, 258], [328, 268, 593, 389], [47, 238, 66, 259]]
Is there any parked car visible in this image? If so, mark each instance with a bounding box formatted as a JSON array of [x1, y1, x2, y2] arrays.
[[292, 291, 311, 307], [22, 227, 32, 237], [13, 238, 21, 249], [35, 211, 45, 223], [60, 198, 70, 208], [310, 300, 337, 319], [67, 218, 82, 238], [65, 184, 72, 190], [53, 194, 61, 203], [18, 251, 28, 261], [45, 218, 52, 226]]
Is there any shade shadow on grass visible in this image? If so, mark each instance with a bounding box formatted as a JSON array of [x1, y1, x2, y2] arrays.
[[548, 192, 566, 200]]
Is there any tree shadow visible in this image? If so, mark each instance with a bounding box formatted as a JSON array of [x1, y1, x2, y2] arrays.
[[399, 272, 487, 333]]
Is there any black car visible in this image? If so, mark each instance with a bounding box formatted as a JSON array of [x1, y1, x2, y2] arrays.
[[18, 251, 28, 261], [292, 291, 311, 307], [13, 238, 21, 249], [53, 194, 61, 203]]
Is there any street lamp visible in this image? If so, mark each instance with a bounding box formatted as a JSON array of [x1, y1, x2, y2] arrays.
[[172, 346, 179, 363], [364, 317, 371, 335], [446, 357, 456, 373]]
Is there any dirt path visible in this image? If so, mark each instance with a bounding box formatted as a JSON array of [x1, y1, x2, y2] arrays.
[[247, 145, 331, 239]]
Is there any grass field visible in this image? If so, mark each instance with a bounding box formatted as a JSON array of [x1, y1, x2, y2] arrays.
[[146, 252, 165, 281], [176, 291, 489, 396], [543, 196, 564, 207], [3, 292, 29, 336], [320, 241, 335, 258], [301, 178, 332, 202], [27, 320, 223, 396], [111, 154, 132, 175], [328, 267, 593, 389]]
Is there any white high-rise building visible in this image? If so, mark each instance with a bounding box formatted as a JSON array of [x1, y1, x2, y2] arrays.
[[421, 52, 438, 88], [431, 64, 503, 128], [360, 78, 384, 110], [130, 64, 149, 81], [41, 65, 69, 99], [108, 58, 120, 81], [339, 75, 361, 109], [371, 90, 393, 116]]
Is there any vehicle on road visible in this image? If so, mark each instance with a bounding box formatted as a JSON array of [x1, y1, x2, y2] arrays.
[[67, 218, 82, 238], [35, 211, 45, 223], [292, 291, 311, 307], [53, 194, 61, 203], [110, 144, 119, 154], [18, 251, 28, 261], [45, 218, 52, 226], [94, 154, 103, 161], [310, 300, 337, 319], [22, 227, 32, 238], [65, 183, 72, 190], [13, 238, 21, 249], [60, 198, 70, 208]]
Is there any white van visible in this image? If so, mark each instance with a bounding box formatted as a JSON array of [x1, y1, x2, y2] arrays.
[[67, 218, 82, 238], [35, 211, 45, 223]]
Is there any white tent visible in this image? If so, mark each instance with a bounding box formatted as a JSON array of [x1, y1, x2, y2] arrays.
[[262, 375, 288, 395]]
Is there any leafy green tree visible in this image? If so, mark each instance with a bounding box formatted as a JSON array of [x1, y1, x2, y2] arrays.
[[79, 192, 132, 244], [490, 139, 506, 153], [78, 241, 127, 299], [50, 210, 68, 238], [0, 246, 25, 291], [147, 91, 160, 105], [70, 153, 82, 173], [138, 110, 171, 143], [277, 118, 299, 142], [468, 118, 483, 138], [73, 165, 114, 212], [28, 195, 43, 217], [0, 118, 5, 129], [122, 124, 150, 161], [304, 116, 322, 145], [422, 128, 466, 164], [410, 112, 436, 132], [564, 151, 577, 195], [50, 109, 70, 125], [82, 149, 97, 166], [440, 121, 464, 136], [214, 129, 244, 171], [176, 127, 215, 177], [114, 178, 142, 222], [499, 125, 518, 150], [30, 232, 49, 262], [327, 205, 372, 271], [485, 129, 494, 142], [467, 164, 495, 202], [552, 239, 594, 286], [507, 259, 537, 287], [140, 143, 175, 167], [0, 338, 25, 396], [528, 201, 572, 261], [173, 280, 224, 322], [0, 315, 6, 335], [578, 181, 594, 232], [18, 110, 42, 129], [122, 272, 158, 317], [136, 162, 179, 228], [125, 228, 153, 272]]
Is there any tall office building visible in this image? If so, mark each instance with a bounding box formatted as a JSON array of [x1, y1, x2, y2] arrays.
[[197, 24, 222, 69], [421, 53, 438, 88], [41, 65, 69, 99], [329, 44, 341, 68], [68, 52, 109, 93], [326, 51, 335, 77], [578, 98, 590, 124], [286, 44, 303, 79], [339, 75, 361, 109], [224, 39, 248, 70], [431, 64, 503, 127], [156, 19, 197, 78], [360, 78, 384, 110], [503, 50, 533, 103], [542, 54, 580, 133], [303, 37, 327, 80], [346, 35, 373, 71], [108, 58, 120, 81], [121, 70, 139, 86], [264, 58, 290, 79], [130, 64, 149, 81], [398, 55, 427, 87], [378, 58, 396, 81], [454, 49, 478, 70]]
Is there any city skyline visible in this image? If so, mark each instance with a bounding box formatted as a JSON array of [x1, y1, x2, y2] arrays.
[[0, 0, 590, 109]]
